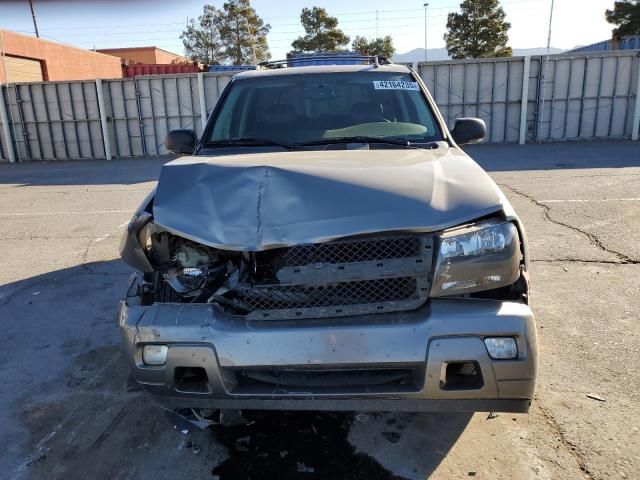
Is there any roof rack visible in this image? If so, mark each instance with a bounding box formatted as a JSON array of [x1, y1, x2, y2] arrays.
[[258, 54, 393, 70]]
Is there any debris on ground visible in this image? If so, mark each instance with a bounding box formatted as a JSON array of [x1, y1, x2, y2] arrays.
[[164, 408, 211, 431], [211, 411, 402, 478], [586, 393, 606, 402], [487, 412, 499, 420], [381, 431, 401, 444], [563, 267, 568, 272], [191, 444, 201, 454], [355, 413, 373, 424], [235, 435, 250, 452], [296, 462, 315, 473], [220, 409, 249, 427]]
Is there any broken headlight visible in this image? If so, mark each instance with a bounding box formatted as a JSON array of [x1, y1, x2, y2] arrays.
[[162, 242, 226, 296], [165, 267, 207, 293], [430, 220, 520, 297]]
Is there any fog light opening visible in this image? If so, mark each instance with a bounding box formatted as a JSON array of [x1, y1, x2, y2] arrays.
[[175, 367, 210, 393], [484, 337, 518, 360], [442, 361, 484, 390], [142, 344, 168, 366]]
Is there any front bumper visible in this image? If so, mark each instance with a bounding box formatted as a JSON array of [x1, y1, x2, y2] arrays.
[[119, 290, 537, 413]]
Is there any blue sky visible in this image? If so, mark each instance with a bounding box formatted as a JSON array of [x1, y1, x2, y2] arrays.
[[1, 0, 615, 59]]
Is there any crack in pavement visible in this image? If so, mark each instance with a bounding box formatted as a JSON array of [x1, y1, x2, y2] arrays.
[[499, 184, 639, 265], [535, 403, 596, 480], [0, 235, 103, 240], [530, 258, 638, 265]]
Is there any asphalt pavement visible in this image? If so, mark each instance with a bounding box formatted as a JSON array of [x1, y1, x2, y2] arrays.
[[0, 140, 638, 480]]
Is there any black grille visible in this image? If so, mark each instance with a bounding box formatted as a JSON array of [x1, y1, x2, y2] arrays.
[[228, 366, 424, 394], [239, 233, 433, 320], [257, 235, 422, 270], [240, 277, 418, 312]]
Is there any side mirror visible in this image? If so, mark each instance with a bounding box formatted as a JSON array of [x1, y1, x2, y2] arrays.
[[165, 129, 197, 155], [451, 118, 486, 145]]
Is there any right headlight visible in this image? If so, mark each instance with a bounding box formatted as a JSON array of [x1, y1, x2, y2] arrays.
[[431, 220, 521, 297]]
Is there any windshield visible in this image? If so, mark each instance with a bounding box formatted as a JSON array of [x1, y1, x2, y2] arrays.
[[208, 72, 443, 146]]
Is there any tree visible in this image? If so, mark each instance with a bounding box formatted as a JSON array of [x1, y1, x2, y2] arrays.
[[606, 1, 640, 36], [444, 0, 512, 59], [181, 1, 270, 65], [181, 5, 225, 65], [291, 7, 350, 53], [352, 35, 395, 58], [218, 0, 271, 64]]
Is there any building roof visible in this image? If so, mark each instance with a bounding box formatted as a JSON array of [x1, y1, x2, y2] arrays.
[[96, 46, 176, 54], [96, 46, 188, 62], [0, 29, 121, 60]]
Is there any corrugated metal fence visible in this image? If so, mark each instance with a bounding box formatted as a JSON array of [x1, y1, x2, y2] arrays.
[[0, 73, 232, 162], [0, 50, 639, 162], [417, 50, 640, 143]]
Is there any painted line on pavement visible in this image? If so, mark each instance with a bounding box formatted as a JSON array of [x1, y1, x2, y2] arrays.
[[0, 210, 130, 217], [94, 221, 129, 243], [539, 198, 640, 203]]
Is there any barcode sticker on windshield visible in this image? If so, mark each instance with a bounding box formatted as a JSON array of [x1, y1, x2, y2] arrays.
[[373, 81, 420, 91]]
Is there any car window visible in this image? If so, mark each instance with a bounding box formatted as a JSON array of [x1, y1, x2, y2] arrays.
[[209, 72, 443, 145]]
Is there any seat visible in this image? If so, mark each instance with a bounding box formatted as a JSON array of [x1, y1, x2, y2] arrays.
[[255, 104, 298, 138]]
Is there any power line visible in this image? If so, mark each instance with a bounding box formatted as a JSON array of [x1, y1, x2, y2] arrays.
[[29, 0, 547, 32], [28, 0, 551, 54], [66, 21, 451, 46]]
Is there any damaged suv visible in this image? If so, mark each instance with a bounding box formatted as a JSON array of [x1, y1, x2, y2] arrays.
[[119, 56, 536, 414]]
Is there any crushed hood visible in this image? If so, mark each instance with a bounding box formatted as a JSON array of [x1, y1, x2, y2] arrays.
[[153, 147, 504, 250]]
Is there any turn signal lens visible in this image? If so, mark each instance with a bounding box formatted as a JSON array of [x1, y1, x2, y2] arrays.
[[142, 344, 168, 366], [484, 337, 518, 359]]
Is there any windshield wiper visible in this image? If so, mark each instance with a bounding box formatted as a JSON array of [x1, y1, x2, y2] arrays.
[[302, 136, 439, 149], [207, 137, 302, 150]]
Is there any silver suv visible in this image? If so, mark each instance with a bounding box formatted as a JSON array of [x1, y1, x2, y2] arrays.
[[119, 56, 537, 414]]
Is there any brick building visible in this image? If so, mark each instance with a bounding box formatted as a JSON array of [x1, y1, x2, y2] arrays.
[[0, 30, 123, 83]]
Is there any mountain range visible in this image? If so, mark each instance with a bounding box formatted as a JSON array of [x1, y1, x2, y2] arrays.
[[392, 47, 566, 63]]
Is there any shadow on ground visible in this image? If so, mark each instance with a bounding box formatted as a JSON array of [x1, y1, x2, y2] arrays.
[[208, 410, 471, 479], [465, 140, 640, 172], [0, 156, 170, 186], [2, 140, 638, 190], [1, 261, 472, 480]]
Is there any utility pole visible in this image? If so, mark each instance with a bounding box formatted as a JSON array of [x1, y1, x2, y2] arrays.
[[545, 0, 555, 54], [537, 0, 556, 142], [423, 3, 429, 62], [28, 0, 40, 37]]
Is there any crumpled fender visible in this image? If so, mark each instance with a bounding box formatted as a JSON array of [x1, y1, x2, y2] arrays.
[[119, 189, 155, 272]]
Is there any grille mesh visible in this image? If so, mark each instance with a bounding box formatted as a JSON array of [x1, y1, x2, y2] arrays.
[[258, 235, 422, 270], [241, 277, 418, 312], [240, 233, 432, 320]]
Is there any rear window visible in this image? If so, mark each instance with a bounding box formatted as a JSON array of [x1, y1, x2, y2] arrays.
[[209, 71, 443, 145]]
